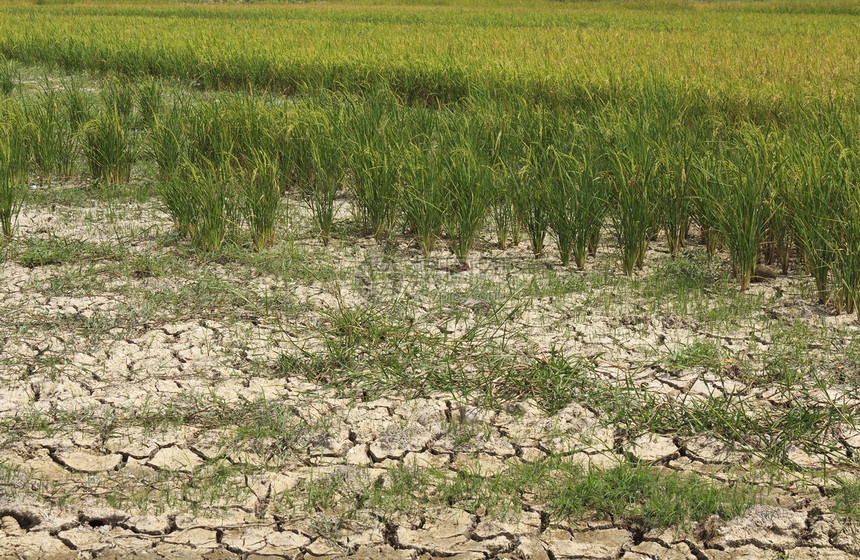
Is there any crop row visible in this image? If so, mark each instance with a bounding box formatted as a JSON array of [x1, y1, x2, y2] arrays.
[[0, 1, 858, 120], [0, 75, 859, 317]]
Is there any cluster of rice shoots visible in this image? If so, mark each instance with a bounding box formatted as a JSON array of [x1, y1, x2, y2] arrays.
[[100, 76, 135, 125], [27, 91, 76, 182], [695, 130, 774, 291], [239, 149, 284, 252], [788, 135, 839, 304], [828, 148, 860, 316], [547, 138, 606, 269], [61, 81, 92, 133], [763, 159, 792, 275], [486, 116, 518, 250], [506, 111, 556, 257], [0, 104, 29, 238], [185, 102, 236, 170], [656, 133, 695, 256], [82, 106, 135, 184], [136, 78, 163, 129], [400, 140, 446, 256], [0, 59, 20, 96], [190, 162, 240, 252], [293, 109, 343, 246], [344, 94, 400, 241], [157, 161, 239, 252], [441, 124, 491, 264], [230, 95, 280, 173], [148, 105, 187, 180], [607, 125, 659, 275]]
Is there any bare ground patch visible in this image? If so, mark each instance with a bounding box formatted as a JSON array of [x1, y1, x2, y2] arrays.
[[1, 192, 859, 559]]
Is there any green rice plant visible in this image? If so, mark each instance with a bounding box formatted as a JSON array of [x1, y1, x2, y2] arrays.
[[229, 95, 280, 173], [0, 177, 24, 239], [136, 78, 163, 129], [0, 59, 20, 96], [510, 159, 550, 257], [763, 155, 792, 274], [400, 142, 446, 256], [829, 149, 860, 317], [186, 101, 235, 171], [239, 150, 284, 252], [295, 111, 343, 246], [695, 131, 774, 291], [148, 105, 187, 180], [0, 102, 29, 185], [186, 161, 240, 252], [689, 150, 723, 259], [155, 174, 197, 239], [61, 81, 91, 133], [0, 122, 28, 238], [441, 127, 491, 264], [607, 129, 659, 275], [489, 184, 516, 250], [789, 142, 838, 304], [656, 134, 695, 256], [487, 117, 519, 250], [548, 144, 607, 269], [344, 95, 400, 241], [82, 106, 136, 185], [280, 106, 316, 192], [100, 76, 135, 125], [27, 91, 76, 182], [349, 142, 399, 240], [506, 114, 555, 257]]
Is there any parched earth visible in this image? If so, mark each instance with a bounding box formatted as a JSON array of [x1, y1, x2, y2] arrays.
[[1, 190, 859, 559]]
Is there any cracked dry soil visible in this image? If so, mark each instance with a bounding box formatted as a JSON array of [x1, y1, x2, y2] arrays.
[[1, 194, 860, 560]]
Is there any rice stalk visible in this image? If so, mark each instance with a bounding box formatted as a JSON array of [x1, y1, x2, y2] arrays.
[[400, 142, 445, 256], [82, 106, 136, 185], [0, 113, 28, 238], [239, 149, 284, 252]]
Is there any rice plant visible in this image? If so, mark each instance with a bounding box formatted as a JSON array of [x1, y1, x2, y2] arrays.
[[657, 135, 695, 256], [0, 117, 28, 238], [689, 151, 722, 259], [828, 148, 860, 316], [0, 102, 29, 185], [82, 106, 136, 185], [345, 95, 399, 241], [27, 91, 76, 181], [100, 76, 135, 125], [607, 130, 659, 275], [61, 81, 91, 133], [148, 106, 187, 180], [487, 117, 518, 250], [695, 131, 774, 291], [441, 135, 491, 264], [229, 95, 280, 173], [136, 78, 163, 129], [0, 59, 20, 96], [0, 170, 23, 239], [294, 111, 343, 246], [763, 159, 792, 275], [548, 144, 606, 269], [155, 174, 198, 239], [186, 102, 234, 170], [239, 150, 284, 252], [507, 113, 555, 258], [400, 142, 446, 256], [187, 161, 240, 252], [789, 143, 837, 304]]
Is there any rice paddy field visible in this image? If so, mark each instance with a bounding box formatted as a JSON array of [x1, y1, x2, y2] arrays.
[[1, 0, 860, 558]]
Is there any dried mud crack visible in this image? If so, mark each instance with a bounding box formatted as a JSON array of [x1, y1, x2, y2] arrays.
[[1, 198, 859, 560]]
